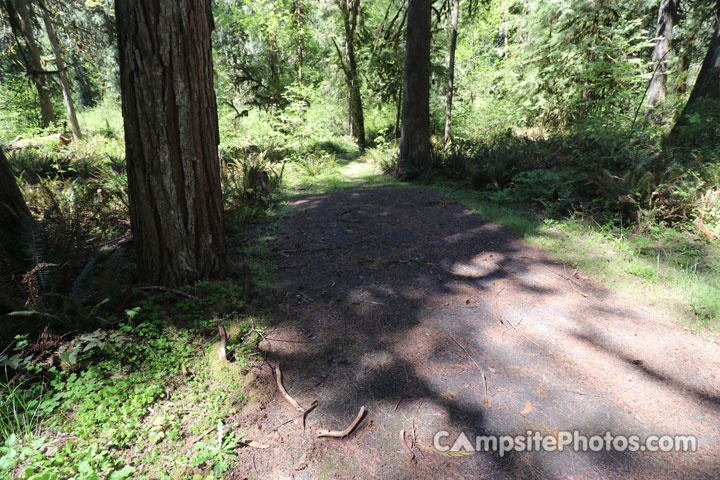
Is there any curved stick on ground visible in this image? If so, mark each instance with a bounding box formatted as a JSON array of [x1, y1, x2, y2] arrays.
[[274, 364, 304, 412], [317, 406, 366, 438], [302, 400, 319, 432], [400, 430, 415, 460]]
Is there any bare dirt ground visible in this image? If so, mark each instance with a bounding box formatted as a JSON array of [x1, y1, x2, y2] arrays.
[[231, 186, 720, 480]]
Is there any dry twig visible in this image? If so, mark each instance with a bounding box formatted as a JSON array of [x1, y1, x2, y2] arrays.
[[302, 400, 319, 432], [400, 430, 416, 460], [274, 364, 304, 412], [440, 329, 490, 406], [317, 406, 366, 438]]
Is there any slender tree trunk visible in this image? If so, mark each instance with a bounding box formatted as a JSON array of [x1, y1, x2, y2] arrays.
[[116, 0, 231, 286], [335, 0, 366, 147], [38, 0, 82, 140], [397, 0, 432, 178], [444, 0, 459, 146], [647, 0, 676, 124], [5, 0, 56, 127], [669, 2, 720, 143], [294, 0, 304, 83], [395, 84, 402, 140], [0, 148, 35, 270]]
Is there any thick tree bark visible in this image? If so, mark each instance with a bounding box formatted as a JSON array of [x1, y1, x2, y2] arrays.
[[335, 0, 366, 147], [5, 0, 56, 127], [444, 0, 459, 146], [38, 0, 82, 140], [669, 2, 720, 143], [397, 0, 432, 178], [116, 0, 231, 286], [0, 148, 35, 270], [646, 0, 676, 124], [682, 13, 720, 106]]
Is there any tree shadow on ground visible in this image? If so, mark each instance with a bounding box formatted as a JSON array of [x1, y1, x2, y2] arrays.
[[241, 185, 720, 480]]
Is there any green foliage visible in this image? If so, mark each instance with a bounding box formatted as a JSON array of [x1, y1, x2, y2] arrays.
[[0, 281, 264, 478], [363, 140, 398, 173], [0, 75, 47, 142], [221, 149, 284, 212], [190, 422, 241, 476]]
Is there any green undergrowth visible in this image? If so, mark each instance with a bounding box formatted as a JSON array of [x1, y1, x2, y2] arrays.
[[0, 281, 266, 479], [280, 142, 401, 197]]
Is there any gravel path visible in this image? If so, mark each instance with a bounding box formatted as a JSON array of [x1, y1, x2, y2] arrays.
[[231, 186, 720, 480]]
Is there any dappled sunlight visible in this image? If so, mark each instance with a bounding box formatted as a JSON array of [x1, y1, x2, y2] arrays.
[[244, 185, 720, 478]]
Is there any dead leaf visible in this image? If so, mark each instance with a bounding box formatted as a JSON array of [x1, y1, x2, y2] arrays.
[[248, 440, 270, 449], [520, 400, 534, 415]]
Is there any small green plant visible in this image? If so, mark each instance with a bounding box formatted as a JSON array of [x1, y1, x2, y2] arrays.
[[190, 421, 241, 476], [221, 149, 284, 211]]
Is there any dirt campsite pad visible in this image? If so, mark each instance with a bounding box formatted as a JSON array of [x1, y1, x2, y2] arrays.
[[231, 186, 720, 479]]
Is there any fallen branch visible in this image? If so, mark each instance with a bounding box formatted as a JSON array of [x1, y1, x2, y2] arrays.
[[274, 364, 304, 412], [400, 430, 416, 460], [317, 406, 366, 438], [135, 284, 202, 300], [302, 400, 319, 432], [217, 320, 228, 362]]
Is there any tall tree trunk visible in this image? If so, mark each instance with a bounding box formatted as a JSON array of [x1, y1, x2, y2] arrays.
[[647, 0, 676, 124], [38, 0, 82, 140], [669, 2, 720, 144], [0, 148, 35, 271], [335, 0, 366, 147], [294, 0, 304, 83], [444, 0, 459, 146], [116, 0, 231, 287], [397, 0, 432, 178], [5, 0, 56, 127], [674, 30, 695, 95]]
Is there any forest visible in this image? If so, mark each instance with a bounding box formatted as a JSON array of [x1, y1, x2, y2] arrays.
[[0, 0, 719, 478]]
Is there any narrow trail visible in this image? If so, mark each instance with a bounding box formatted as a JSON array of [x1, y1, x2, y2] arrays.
[[232, 184, 720, 480]]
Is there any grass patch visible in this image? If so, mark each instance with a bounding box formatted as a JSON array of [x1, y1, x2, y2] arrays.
[[433, 178, 720, 334]]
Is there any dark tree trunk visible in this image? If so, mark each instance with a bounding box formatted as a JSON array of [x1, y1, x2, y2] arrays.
[[38, 0, 82, 139], [646, 0, 676, 124], [682, 12, 720, 106], [335, 0, 366, 147], [0, 148, 35, 270], [669, 2, 720, 143], [444, 0, 459, 146], [116, 0, 231, 287], [5, 0, 56, 127], [397, 0, 432, 178]]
